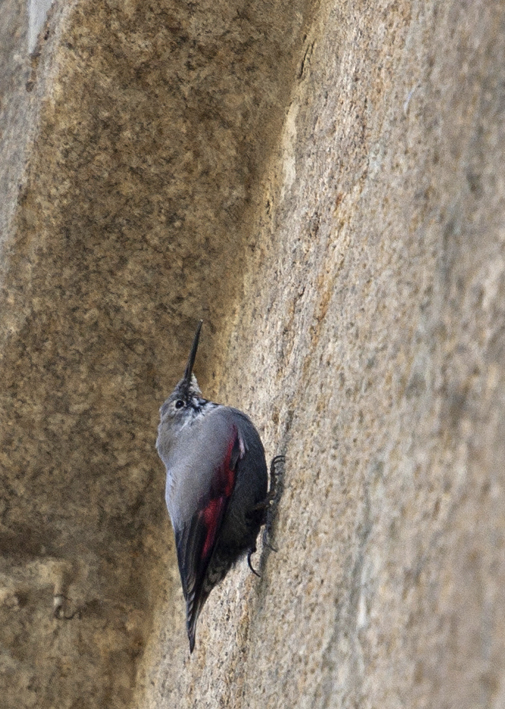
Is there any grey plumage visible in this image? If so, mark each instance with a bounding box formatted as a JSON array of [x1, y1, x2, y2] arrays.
[[156, 321, 270, 652]]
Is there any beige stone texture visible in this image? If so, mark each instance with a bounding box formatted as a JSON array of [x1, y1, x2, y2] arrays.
[[1, 0, 505, 708]]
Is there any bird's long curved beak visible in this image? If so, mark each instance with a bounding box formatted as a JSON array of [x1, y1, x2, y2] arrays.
[[183, 320, 203, 389]]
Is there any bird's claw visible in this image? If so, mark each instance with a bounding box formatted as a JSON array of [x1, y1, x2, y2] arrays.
[[247, 549, 261, 577]]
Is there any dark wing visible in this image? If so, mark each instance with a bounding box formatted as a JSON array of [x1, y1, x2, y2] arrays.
[[174, 425, 242, 652]]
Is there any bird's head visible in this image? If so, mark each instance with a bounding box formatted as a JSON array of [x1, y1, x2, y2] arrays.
[[157, 321, 209, 451]]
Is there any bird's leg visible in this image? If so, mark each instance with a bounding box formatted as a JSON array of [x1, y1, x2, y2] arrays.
[[257, 455, 286, 552], [269, 455, 285, 500], [246, 456, 286, 575], [249, 455, 286, 516]]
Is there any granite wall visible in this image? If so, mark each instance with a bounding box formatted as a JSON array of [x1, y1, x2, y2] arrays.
[[1, 1, 504, 707]]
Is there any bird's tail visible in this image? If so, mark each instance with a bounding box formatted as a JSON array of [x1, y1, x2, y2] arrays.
[[186, 548, 235, 653], [186, 590, 208, 654], [187, 613, 198, 654]]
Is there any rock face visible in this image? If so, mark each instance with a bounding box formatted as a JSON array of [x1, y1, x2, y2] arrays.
[[1, 0, 505, 707]]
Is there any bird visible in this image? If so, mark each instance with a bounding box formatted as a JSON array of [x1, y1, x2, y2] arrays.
[[156, 321, 276, 653]]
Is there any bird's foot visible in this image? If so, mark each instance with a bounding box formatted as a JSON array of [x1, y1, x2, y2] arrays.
[[262, 454, 286, 550]]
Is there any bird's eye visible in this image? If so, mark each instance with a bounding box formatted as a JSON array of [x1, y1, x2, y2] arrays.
[[175, 400, 185, 409]]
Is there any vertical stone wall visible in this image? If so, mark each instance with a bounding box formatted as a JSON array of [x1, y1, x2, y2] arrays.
[[0, 1, 309, 706], [1, 1, 505, 708]]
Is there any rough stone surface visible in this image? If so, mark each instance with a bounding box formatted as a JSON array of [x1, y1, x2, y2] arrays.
[[0, 1, 309, 707], [1, 0, 505, 708], [28, 0, 55, 53]]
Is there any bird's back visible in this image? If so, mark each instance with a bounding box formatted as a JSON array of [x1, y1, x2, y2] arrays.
[[165, 405, 268, 651]]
